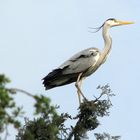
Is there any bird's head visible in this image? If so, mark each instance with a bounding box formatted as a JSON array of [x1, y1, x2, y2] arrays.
[[89, 18, 134, 33], [105, 18, 134, 27]]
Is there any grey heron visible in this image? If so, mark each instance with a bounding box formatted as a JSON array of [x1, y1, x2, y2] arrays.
[[42, 18, 134, 104]]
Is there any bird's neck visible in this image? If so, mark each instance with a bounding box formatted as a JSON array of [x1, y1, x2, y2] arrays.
[[88, 25, 112, 73], [102, 25, 112, 58]]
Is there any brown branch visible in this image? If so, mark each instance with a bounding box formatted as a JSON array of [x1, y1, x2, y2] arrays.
[[7, 88, 34, 98]]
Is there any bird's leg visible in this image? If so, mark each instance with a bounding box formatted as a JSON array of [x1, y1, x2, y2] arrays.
[[75, 73, 87, 104], [77, 87, 81, 104], [79, 79, 87, 101], [75, 73, 82, 104]]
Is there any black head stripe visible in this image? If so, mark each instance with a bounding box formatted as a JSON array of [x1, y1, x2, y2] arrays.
[[106, 18, 116, 21]]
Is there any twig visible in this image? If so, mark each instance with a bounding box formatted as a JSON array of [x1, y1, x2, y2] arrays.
[[93, 93, 104, 103], [7, 88, 34, 98]]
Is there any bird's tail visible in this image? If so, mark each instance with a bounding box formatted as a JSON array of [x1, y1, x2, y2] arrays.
[[42, 68, 77, 90]]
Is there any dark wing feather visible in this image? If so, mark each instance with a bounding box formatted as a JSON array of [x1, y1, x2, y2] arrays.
[[42, 66, 79, 90]]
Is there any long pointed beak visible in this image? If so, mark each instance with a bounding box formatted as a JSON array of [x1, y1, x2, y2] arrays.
[[117, 20, 134, 26]]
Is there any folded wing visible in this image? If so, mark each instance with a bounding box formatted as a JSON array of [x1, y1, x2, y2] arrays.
[[43, 47, 100, 90]]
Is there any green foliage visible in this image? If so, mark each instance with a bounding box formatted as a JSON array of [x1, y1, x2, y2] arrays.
[[0, 74, 120, 140], [16, 95, 71, 140], [34, 95, 57, 116], [16, 85, 120, 140], [67, 85, 115, 140], [16, 114, 70, 140], [0, 74, 23, 134]]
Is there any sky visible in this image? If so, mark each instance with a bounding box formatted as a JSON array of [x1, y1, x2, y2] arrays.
[[0, 0, 139, 139]]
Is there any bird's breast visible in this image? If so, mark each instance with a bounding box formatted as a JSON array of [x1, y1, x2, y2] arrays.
[[83, 53, 100, 77]]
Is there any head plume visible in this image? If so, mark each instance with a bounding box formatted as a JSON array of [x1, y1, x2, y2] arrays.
[[88, 23, 104, 33], [88, 18, 116, 33]]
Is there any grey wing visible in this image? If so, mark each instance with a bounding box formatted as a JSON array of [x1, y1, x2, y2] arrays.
[[42, 47, 100, 90], [59, 47, 100, 75]]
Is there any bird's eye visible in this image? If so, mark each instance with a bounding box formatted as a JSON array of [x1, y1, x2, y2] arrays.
[[113, 19, 117, 23]]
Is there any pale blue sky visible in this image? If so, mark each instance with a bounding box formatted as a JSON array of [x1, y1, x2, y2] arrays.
[[0, 0, 139, 139]]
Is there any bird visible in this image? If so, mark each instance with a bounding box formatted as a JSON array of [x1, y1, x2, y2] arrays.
[[42, 18, 134, 104]]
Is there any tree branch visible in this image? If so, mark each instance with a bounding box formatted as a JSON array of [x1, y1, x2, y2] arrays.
[[7, 88, 34, 98]]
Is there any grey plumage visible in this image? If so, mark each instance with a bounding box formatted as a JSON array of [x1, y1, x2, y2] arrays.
[[43, 47, 100, 90]]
